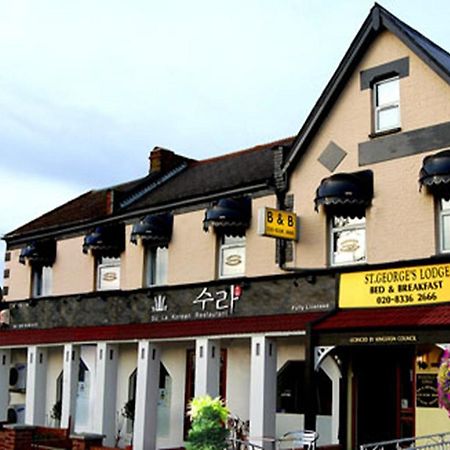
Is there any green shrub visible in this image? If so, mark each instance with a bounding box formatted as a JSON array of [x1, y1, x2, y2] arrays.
[[186, 395, 230, 450]]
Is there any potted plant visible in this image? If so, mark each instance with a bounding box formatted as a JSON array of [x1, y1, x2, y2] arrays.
[[121, 398, 135, 449], [438, 349, 450, 416], [186, 395, 229, 450], [50, 400, 62, 427]]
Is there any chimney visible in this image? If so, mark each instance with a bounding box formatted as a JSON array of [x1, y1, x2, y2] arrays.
[[149, 147, 192, 174]]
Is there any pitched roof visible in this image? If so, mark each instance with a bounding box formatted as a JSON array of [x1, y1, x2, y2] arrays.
[[129, 137, 293, 211], [5, 137, 294, 240], [283, 3, 450, 173]]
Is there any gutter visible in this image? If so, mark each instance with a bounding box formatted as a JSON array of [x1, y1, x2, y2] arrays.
[[4, 182, 271, 246]]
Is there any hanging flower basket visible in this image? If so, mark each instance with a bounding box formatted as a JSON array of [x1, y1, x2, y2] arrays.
[[438, 349, 450, 416]]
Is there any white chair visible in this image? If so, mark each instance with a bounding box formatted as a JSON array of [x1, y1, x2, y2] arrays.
[[278, 430, 319, 450]]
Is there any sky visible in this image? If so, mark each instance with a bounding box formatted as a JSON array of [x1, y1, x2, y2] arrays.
[[1, 0, 450, 284]]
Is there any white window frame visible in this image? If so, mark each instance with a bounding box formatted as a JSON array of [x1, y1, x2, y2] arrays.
[[373, 76, 400, 133], [144, 246, 168, 287], [439, 198, 450, 253], [31, 265, 52, 298], [330, 215, 367, 266], [218, 235, 246, 279], [96, 256, 121, 291]]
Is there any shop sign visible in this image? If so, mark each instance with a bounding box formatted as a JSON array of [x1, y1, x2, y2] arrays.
[[150, 284, 242, 322], [416, 373, 439, 408], [339, 263, 450, 308], [347, 334, 417, 345], [258, 207, 299, 241]]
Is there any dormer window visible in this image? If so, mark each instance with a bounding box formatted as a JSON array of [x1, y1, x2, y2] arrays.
[[32, 265, 52, 298], [315, 171, 373, 267], [373, 76, 400, 133], [144, 246, 168, 287], [218, 235, 246, 278], [439, 199, 450, 253], [130, 212, 173, 287], [203, 197, 251, 279]]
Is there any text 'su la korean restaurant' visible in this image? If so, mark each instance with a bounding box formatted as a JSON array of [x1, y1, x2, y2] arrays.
[[311, 262, 450, 448]]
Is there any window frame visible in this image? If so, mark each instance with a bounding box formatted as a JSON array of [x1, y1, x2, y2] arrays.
[[31, 265, 52, 298], [438, 198, 450, 253], [329, 215, 367, 267], [144, 246, 168, 287], [218, 234, 246, 279], [373, 76, 400, 134], [96, 256, 121, 291]]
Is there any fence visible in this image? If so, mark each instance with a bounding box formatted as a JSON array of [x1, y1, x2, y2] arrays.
[[360, 432, 450, 450]]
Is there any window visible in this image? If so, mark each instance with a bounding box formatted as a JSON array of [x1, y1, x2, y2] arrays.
[[276, 360, 332, 416], [330, 216, 366, 266], [97, 256, 120, 291], [144, 246, 168, 287], [373, 76, 400, 133], [277, 361, 305, 414], [218, 235, 245, 278], [439, 199, 450, 252], [31, 265, 52, 297]]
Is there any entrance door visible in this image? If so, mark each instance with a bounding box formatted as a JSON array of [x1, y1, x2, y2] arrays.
[[184, 348, 227, 437], [352, 347, 415, 447]]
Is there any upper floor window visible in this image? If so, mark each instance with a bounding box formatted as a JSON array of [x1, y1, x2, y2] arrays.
[[419, 150, 450, 254], [218, 235, 246, 278], [97, 256, 120, 291], [373, 76, 400, 133], [144, 246, 168, 287], [203, 197, 251, 279], [31, 265, 52, 298], [330, 216, 366, 266], [439, 199, 450, 253], [315, 171, 373, 267]]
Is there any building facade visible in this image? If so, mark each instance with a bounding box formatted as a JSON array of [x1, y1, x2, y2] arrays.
[[2, 5, 450, 449]]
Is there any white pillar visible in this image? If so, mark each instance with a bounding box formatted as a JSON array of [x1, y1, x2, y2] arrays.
[[25, 346, 48, 425], [249, 336, 277, 449], [195, 338, 220, 398], [93, 343, 118, 446], [0, 349, 11, 421], [133, 341, 160, 450], [61, 344, 80, 430], [321, 356, 342, 445]]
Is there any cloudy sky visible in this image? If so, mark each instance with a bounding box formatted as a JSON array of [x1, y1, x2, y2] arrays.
[[1, 0, 450, 283]]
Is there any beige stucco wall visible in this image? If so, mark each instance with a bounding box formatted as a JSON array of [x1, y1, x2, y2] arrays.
[[226, 339, 251, 419], [4, 249, 31, 301], [52, 236, 95, 295], [45, 346, 63, 426], [168, 209, 217, 285], [290, 30, 450, 267]]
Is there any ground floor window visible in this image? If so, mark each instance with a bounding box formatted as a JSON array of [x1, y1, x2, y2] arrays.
[[276, 360, 332, 415], [126, 363, 172, 436]]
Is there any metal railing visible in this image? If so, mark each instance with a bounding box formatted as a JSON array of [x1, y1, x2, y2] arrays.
[[228, 430, 319, 450], [360, 432, 450, 450]]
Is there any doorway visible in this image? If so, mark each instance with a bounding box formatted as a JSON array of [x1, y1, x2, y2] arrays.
[[352, 346, 415, 447], [183, 348, 227, 437]]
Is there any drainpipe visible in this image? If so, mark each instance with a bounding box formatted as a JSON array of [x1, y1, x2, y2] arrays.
[[304, 322, 317, 431]]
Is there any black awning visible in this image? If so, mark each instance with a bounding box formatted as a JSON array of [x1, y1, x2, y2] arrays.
[[82, 224, 125, 257], [19, 240, 56, 266], [203, 197, 251, 236], [314, 170, 373, 217], [130, 213, 173, 246], [419, 150, 450, 199]]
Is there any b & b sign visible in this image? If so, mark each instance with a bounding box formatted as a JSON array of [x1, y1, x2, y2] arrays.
[[258, 207, 299, 241]]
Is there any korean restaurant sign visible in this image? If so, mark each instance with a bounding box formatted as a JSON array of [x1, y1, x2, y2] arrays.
[[339, 263, 450, 308], [257, 207, 299, 241]]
